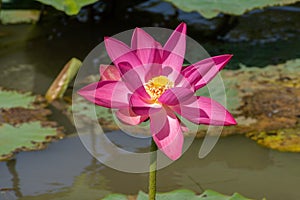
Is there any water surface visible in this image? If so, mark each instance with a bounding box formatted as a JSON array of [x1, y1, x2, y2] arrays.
[[0, 133, 299, 200]]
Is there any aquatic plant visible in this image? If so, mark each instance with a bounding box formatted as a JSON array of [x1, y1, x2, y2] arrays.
[[78, 23, 237, 199]]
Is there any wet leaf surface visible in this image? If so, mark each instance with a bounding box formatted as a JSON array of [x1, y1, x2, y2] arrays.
[[0, 10, 40, 24], [103, 189, 253, 200], [0, 88, 52, 125], [71, 96, 116, 130], [71, 95, 152, 135], [35, 0, 98, 15], [0, 88, 63, 161], [0, 122, 63, 161], [217, 59, 300, 151], [247, 128, 300, 152], [0, 88, 36, 109], [164, 0, 300, 19]]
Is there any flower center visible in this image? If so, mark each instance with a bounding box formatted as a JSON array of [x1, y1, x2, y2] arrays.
[[144, 76, 174, 102]]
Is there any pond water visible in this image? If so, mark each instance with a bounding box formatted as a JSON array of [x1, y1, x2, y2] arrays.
[[0, 134, 300, 200], [1, 4, 300, 200]]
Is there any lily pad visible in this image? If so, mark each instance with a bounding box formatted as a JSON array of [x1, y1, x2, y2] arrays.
[[35, 0, 98, 15], [103, 189, 253, 200], [207, 59, 300, 138], [72, 95, 152, 135], [0, 88, 63, 161], [164, 0, 300, 18], [246, 128, 300, 152], [0, 88, 36, 109], [0, 10, 40, 24], [0, 88, 51, 125], [71, 95, 117, 130], [0, 122, 63, 161]]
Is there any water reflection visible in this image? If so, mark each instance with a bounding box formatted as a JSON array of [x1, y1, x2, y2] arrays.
[[0, 189, 16, 200], [7, 160, 22, 198]]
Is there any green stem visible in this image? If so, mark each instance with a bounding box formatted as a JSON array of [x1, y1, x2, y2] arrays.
[[149, 138, 157, 200]]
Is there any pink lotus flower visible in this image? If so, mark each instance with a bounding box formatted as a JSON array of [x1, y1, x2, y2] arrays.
[[78, 23, 237, 160]]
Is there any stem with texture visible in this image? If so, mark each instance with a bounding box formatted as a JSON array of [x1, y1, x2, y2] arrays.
[[148, 138, 157, 200]]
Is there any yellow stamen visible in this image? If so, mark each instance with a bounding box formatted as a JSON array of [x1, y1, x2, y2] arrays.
[[144, 76, 174, 102]]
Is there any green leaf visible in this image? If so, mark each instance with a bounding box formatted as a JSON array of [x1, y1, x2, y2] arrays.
[[0, 122, 62, 161], [0, 89, 36, 109], [71, 96, 106, 120], [0, 88, 63, 161], [199, 190, 252, 200], [0, 10, 40, 24], [103, 189, 253, 200], [164, 0, 300, 18], [35, 0, 98, 15], [137, 189, 197, 200], [102, 194, 128, 200]]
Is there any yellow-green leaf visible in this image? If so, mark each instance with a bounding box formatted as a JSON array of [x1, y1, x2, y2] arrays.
[[35, 0, 98, 15], [0, 10, 40, 24], [164, 0, 300, 18]]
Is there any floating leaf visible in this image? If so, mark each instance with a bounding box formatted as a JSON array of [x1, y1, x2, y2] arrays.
[[199, 190, 254, 200], [0, 88, 36, 109], [0, 88, 51, 125], [136, 189, 197, 200], [0, 88, 63, 161], [164, 0, 300, 18], [72, 95, 152, 135], [0, 10, 40, 24], [46, 58, 82, 103], [103, 189, 253, 200], [71, 95, 118, 130], [246, 128, 300, 152], [35, 0, 98, 15], [0, 122, 63, 161], [102, 194, 128, 200], [213, 59, 300, 139], [72, 96, 111, 120]]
